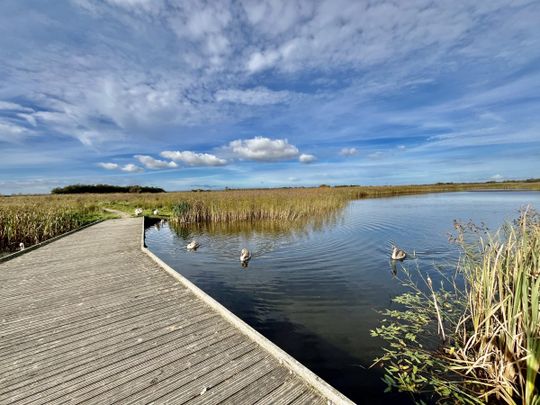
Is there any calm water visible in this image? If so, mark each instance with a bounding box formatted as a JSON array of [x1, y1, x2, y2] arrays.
[[145, 191, 540, 403]]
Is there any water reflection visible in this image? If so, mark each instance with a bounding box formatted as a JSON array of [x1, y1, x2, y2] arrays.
[[167, 213, 341, 263], [145, 191, 540, 403]]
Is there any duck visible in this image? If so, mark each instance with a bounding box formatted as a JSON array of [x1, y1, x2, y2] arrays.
[[240, 248, 251, 266], [187, 240, 200, 250], [134, 208, 143, 216], [19, 242, 25, 251], [153, 209, 159, 215], [391, 246, 407, 261]]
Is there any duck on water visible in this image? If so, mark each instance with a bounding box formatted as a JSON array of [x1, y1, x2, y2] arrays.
[[240, 248, 251, 267], [391, 245, 407, 261]]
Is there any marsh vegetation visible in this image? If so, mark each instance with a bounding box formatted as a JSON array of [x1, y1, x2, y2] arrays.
[[2, 186, 539, 403], [1, 181, 539, 254], [145, 191, 540, 403], [372, 209, 540, 404]]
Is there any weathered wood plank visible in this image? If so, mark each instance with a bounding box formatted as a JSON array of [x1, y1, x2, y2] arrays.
[[71, 333, 250, 404], [0, 218, 353, 405]]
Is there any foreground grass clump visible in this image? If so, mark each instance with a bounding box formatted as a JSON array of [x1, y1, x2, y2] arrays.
[[372, 209, 540, 404], [0, 196, 104, 253]]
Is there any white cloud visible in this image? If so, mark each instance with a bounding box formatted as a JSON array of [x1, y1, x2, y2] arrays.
[[397, 145, 406, 150], [17, 113, 37, 127], [299, 153, 316, 163], [491, 174, 503, 181], [241, 1, 539, 74], [340, 147, 358, 156], [215, 87, 291, 105], [246, 50, 280, 73], [0, 121, 33, 142], [134, 155, 177, 169], [98, 162, 119, 170], [121, 163, 144, 173], [0, 101, 33, 112], [227, 136, 299, 161], [160, 150, 227, 166]]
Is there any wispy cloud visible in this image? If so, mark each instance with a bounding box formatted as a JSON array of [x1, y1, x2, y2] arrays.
[[215, 87, 292, 105], [0, 121, 34, 142], [0, 101, 34, 112], [1, 0, 539, 193], [368, 151, 385, 160], [340, 147, 358, 156]]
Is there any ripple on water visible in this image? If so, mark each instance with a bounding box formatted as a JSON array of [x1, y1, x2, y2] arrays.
[[145, 191, 540, 404]]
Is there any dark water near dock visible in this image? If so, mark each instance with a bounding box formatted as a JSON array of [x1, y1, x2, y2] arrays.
[[145, 191, 540, 403]]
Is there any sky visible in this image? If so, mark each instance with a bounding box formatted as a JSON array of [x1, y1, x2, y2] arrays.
[[0, 0, 539, 194]]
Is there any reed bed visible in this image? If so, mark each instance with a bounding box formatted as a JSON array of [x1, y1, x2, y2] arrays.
[[1, 181, 539, 253], [0, 196, 102, 253], [67, 181, 540, 223], [372, 209, 540, 404]]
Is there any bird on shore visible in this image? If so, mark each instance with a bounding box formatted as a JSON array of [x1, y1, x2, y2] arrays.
[[134, 208, 143, 216], [187, 240, 200, 250], [240, 248, 251, 267], [19, 242, 25, 251], [153, 209, 159, 215], [391, 245, 407, 261]]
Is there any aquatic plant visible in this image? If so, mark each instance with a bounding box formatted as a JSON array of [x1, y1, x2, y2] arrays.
[[371, 208, 540, 404]]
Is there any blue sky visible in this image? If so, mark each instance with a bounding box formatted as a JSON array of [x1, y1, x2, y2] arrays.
[[0, 0, 539, 194]]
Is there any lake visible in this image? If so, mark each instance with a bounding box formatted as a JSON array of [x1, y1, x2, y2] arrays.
[[144, 191, 540, 403]]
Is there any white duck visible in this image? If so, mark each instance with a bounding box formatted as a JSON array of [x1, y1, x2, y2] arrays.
[[187, 240, 200, 250], [153, 209, 159, 215], [134, 208, 143, 216], [240, 248, 251, 265], [391, 246, 407, 261], [19, 242, 25, 251]]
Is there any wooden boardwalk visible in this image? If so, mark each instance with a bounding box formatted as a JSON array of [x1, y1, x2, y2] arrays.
[[0, 218, 353, 404]]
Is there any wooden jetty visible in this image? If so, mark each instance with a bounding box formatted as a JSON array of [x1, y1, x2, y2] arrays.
[[0, 218, 354, 404]]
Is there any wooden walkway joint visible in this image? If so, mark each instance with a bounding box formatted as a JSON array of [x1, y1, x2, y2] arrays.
[[0, 218, 354, 404]]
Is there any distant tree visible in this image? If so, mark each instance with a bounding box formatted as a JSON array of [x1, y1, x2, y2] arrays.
[[51, 184, 165, 194]]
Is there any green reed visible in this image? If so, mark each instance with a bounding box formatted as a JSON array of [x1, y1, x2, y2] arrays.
[[371, 209, 540, 404]]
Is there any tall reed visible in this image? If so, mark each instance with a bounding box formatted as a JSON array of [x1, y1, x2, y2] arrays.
[[372, 209, 540, 404], [0, 197, 102, 252]]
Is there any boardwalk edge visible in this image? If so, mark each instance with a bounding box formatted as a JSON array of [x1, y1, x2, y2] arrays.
[[140, 217, 356, 405], [0, 220, 103, 264]]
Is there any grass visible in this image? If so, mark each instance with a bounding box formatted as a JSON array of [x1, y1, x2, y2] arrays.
[[0, 196, 106, 252], [1, 180, 539, 253], [371, 208, 540, 404], [63, 181, 540, 221]]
